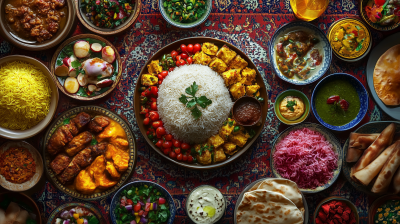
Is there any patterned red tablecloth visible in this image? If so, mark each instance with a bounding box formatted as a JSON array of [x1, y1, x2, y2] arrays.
[[0, 0, 397, 223]]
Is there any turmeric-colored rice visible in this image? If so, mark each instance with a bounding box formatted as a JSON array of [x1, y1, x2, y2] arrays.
[[0, 61, 52, 130]]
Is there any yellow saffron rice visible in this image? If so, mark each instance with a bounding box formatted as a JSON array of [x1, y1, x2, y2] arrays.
[[0, 61, 52, 130]]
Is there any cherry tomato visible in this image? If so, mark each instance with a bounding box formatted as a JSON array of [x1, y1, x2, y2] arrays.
[[163, 148, 171, 155], [193, 43, 201, 53], [187, 155, 194, 163], [182, 154, 188, 161], [180, 53, 188, 59], [180, 44, 187, 53], [179, 59, 186, 66], [176, 60, 180, 66], [159, 198, 166, 204], [171, 50, 178, 58], [161, 71, 168, 78], [168, 67, 174, 72], [146, 131, 149, 135], [143, 117, 150, 125], [169, 151, 176, 159], [163, 141, 172, 148], [149, 111, 159, 121], [150, 86, 158, 95], [165, 134, 173, 141], [173, 140, 181, 148], [156, 127, 166, 136], [152, 120, 162, 128], [187, 44, 194, 54], [181, 143, 190, 150], [126, 199, 133, 205], [174, 148, 181, 154], [157, 74, 163, 81], [134, 203, 141, 212], [151, 102, 157, 111], [155, 139, 163, 148], [187, 57, 193, 64], [176, 55, 181, 61], [176, 153, 183, 161]]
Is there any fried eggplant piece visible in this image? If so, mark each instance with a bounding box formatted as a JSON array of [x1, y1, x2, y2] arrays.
[[89, 116, 110, 133], [90, 142, 108, 157], [65, 131, 93, 156], [50, 154, 71, 175], [70, 112, 91, 130], [72, 148, 93, 168], [57, 161, 81, 185], [47, 123, 79, 155]]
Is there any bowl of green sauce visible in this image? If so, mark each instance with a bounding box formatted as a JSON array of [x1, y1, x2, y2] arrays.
[[311, 73, 368, 131], [159, 0, 212, 28]]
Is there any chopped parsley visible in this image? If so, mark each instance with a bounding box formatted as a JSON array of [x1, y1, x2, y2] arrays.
[[179, 82, 212, 119], [286, 100, 297, 112]]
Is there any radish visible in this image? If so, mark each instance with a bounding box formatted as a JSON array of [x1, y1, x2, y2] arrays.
[[69, 67, 77, 77], [63, 57, 70, 66], [77, 73, 88, 86], [97, 79, 113, 88], [64, 77, 80, 94], [74, 40, 90, 58], [102, 46, 116, 63], [55, 65, 69, 77], [91, 43, 103, 52]]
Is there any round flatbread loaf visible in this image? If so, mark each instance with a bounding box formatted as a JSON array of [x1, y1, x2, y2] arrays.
[[373, 44, 400, 106], [236, 190, 303, 224], [249, 179, 305, 216]]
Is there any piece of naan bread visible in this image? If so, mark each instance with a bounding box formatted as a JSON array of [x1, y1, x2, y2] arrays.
[[373, 44, 400, 106], [248, 179, 305, 216], [236, 190, 303, 224]]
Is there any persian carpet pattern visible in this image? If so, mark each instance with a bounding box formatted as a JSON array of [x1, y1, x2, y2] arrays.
[[0, 0, 395, 223]]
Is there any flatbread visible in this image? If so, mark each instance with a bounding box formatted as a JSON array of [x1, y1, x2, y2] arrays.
[[373, 44, 400, 106], [236, 190, 303, 224]]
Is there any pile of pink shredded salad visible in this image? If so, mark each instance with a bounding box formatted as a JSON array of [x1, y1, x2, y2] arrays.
[[273, 127, 338, 189]]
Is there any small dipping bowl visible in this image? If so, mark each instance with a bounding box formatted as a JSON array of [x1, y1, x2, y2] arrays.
[[327, 17, 372, 62], [232, 96, 262, 126], [313, 196, 359, 224], [274, 89, 310, 125], [186, 185, 226, 224]]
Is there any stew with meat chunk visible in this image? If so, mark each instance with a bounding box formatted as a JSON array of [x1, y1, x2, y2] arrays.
[[275, 30, 323, 80], [4, 0, 68, 43]]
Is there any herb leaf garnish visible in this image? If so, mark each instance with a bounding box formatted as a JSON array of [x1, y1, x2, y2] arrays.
[[179, 82, 212, 119], [286, 100, 297, 112]]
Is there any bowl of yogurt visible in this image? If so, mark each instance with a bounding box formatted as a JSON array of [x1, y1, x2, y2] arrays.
[[186, 185, 226, 224]]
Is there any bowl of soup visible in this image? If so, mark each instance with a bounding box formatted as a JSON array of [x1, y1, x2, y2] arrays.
[[311, 73, 368, 131]]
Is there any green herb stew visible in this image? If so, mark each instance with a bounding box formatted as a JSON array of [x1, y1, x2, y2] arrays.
[[163, 0, 207, 23], [315, 79, 360, 126], [115, 185, 170, 224], [80, 0, 134, 28]]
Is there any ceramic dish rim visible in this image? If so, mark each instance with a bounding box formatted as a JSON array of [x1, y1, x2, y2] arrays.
[[270, 122, 343, 193], [311, 73, 369, 131], [274, 89, 310, 125], [233, 177, 309, 224], [268, 21, 333, 85]]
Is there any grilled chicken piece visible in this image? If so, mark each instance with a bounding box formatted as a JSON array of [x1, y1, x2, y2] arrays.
[[57, 161, 80, 184], [75, 169, 97, 194], [89, 155, 117, 190], [65, 131, 93, 156], [70, 112, 91, 130], [106, 161, 121, 179], [105, 144, 130, 172], [90, 142, 108, 157], [47, 123, 79, 155], [50, 154, 71, 175], [72, 148, 93, 168], [88, 116, 110, 133]]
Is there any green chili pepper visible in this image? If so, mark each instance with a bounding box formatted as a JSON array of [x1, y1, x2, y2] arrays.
[[234, 126, 240, 132]]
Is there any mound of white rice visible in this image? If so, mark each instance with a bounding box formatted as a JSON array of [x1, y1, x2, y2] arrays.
[[157, 64, 233, 144]]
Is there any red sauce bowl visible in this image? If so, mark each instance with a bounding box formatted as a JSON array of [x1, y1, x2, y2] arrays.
[[232, 96, 262, 126]]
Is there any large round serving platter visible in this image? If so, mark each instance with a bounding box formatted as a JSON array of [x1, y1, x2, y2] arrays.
[[42, 105, 137, 200], [233, 177, 309, 224], [50, 34, 122, 101], [134, 37, 269, 169], [270, 123, 343, 193], [48, 202, 106, 224], [269, 21, 332, 85], [342, 121, 400, 195], [366, 32, 400, 120]]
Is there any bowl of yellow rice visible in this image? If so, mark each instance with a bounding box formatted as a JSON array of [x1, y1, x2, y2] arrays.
[[0, 55, 59, 139]]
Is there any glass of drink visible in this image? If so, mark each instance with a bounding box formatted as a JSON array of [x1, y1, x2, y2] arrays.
[[290, 0, 329, 21]]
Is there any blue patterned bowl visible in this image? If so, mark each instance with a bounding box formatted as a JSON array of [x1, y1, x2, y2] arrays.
[[269, 21, 332, 85], [270, 123, 343, 194], [48, 202, 106, 224], [311, 73, 369, 131], [110, 181, 176, 224]]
